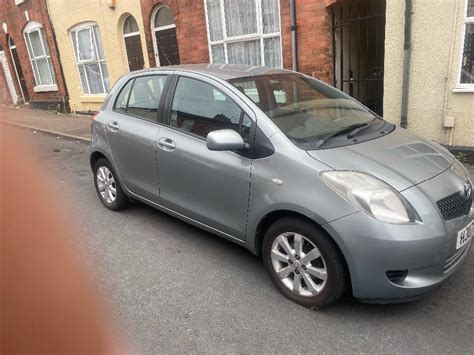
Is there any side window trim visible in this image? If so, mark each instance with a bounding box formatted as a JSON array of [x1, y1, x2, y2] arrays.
[[125, 78, 135, 112]]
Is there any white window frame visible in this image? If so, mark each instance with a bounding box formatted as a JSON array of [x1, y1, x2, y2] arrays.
[[203, 0, 283, 67], [151, 5, 177, 67], [23, 21, 57, 91], [70, 22, 109, 95], [455, 0, 474, 92]]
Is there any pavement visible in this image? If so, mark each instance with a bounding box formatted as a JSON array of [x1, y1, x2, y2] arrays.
[[2, 115, 474, 353], [0, 104, 92, 142]]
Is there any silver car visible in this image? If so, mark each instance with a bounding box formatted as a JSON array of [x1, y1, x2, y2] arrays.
[[90, 64, 473, 308]]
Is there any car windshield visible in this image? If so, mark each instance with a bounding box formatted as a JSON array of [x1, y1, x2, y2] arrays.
[[228, 73, 378, 148]]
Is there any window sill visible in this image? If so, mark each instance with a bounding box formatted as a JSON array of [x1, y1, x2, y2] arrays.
[[453, 87, 474, 93], [33, 84, 58, 93], [79, 95, 107, 103]]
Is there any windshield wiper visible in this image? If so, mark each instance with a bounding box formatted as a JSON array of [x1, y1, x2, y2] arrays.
[[314, 123, 371, 149], [346, 122, 373, 139]]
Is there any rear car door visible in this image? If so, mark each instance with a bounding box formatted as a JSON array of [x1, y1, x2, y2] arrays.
[[156, 74, 255, 240], [105, 73, 170, 203]]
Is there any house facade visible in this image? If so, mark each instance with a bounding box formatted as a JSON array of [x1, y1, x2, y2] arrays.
[[0, 0, 68, 110], [384, 0, 474, 150], [0, 0, 472, 149], [45, 0, 338, 113], [46, 0, 149, 113]]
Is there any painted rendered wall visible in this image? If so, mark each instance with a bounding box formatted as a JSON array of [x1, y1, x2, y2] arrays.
[[47, 0, 149, 112], [384, 0, 473, 148]]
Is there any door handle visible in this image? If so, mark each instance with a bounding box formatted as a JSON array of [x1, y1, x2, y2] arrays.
[[107, 121, 120, 132], [157, 137, 176, 151]]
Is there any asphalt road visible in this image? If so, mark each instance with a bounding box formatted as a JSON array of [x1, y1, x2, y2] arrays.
[[10, 126, 474, 354]]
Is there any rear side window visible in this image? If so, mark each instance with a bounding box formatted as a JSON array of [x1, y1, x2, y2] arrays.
[[113, 75, 168, 122], [170, 77, 252, 140], [114, 79, 133, 113]]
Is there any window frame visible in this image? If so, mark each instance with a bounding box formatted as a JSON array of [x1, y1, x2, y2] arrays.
[[455, 0, 474, 91], [164, 73, 256, 142], [70, 22, 109, 95], [203, 0, 283, 68], [23, 22, 57, 91], [113, 74, 170, 123]]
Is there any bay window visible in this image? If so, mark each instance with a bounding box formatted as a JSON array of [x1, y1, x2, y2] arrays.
[[459, 0, 474, 87], [23, 22, 56, 90], [71, 23, 110, 95], [204, 0, 282, 68]]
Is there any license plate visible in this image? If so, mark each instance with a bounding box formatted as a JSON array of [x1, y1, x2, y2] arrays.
[[457, 221, 473, 249]]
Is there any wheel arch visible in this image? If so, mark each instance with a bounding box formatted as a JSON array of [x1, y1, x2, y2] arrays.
[[252, 208, 354, 293], [90, 150, 107, 170]]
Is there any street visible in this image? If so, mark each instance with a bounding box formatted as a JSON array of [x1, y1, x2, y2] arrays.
[[8, 125, 474, 354]]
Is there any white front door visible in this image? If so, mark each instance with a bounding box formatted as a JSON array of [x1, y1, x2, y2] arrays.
[[0, 50, 18, 104]]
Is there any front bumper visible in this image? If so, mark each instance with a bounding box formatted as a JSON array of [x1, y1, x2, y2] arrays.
[[324, 208, 472, 302]]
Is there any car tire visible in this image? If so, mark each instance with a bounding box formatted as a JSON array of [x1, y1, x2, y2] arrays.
[[262, 217, 347, 309], [93, 158, 128, 211]]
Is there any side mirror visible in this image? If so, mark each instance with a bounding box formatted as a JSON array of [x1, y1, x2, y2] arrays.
[[206, 129, 246, 151]]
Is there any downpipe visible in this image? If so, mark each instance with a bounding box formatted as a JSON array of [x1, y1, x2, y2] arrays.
[[289, 0, 298, 71], [400, 0, 413, 129]]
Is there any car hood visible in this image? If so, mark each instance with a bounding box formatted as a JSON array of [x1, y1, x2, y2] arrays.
[[307, 127, 454, 191]]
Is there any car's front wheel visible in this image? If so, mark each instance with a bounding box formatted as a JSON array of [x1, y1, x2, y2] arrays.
[[93, 158, 128, 211], [262, 217, 347, 308]]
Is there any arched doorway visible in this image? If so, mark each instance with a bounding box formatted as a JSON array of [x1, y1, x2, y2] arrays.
[[123, 15, 145, 71], [152, 6, 180, 66], [8, 37, 29, 102]]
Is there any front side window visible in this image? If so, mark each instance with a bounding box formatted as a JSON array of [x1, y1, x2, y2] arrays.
[[71, 24, 110, 94], [170, 77, 252, 139], [229, 74, 380, 149], [460, 0, 474, 85], [205, 0, 281, 68], [114, 75, 167, 122], [23, 23, 56, 86]]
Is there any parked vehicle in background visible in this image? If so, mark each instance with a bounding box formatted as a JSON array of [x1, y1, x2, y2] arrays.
[[90, 64, 473, 308]]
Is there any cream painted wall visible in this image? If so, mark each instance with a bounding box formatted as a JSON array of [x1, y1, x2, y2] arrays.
[[47, 0, 149, 112], [384, 0, 473, 148]]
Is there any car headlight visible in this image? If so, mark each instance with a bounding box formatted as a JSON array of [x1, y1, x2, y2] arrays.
[[320, 171, 421, 224]]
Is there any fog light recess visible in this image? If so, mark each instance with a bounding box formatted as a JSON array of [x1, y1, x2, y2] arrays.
[[386, 270, 408, 284]]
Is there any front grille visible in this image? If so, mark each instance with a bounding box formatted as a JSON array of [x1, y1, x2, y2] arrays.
[[436, 191, 472, 221]]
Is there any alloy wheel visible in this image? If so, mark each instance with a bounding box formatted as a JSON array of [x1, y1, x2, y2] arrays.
[[96, 166, 117, 204], [270, 232, 328, 297]]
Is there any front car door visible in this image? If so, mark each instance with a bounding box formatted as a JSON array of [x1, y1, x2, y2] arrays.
[[156, 74, 254, 240], [105, 73, 170, 203]]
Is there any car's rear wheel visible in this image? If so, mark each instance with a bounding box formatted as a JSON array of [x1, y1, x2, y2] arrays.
[[262, 217, 347, 308], [93, 158, 128, 211]]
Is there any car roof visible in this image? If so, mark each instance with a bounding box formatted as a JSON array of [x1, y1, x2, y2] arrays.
[[129, 63, 292, 81]]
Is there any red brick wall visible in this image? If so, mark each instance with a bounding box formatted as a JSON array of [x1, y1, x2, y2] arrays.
[[0, 0, 67, 108], [140, 0, 210, 68], [280, 0, 337, 83]]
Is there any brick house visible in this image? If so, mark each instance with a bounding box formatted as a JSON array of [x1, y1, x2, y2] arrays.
[[0, 0, 68, 111], [139, 0, 335, 83]]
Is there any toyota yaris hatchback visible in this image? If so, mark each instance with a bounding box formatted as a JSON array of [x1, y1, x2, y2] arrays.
[[90, 64, 473, 308]]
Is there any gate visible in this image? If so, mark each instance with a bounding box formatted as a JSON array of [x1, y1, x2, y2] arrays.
[[331, 0, 386, 115]]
